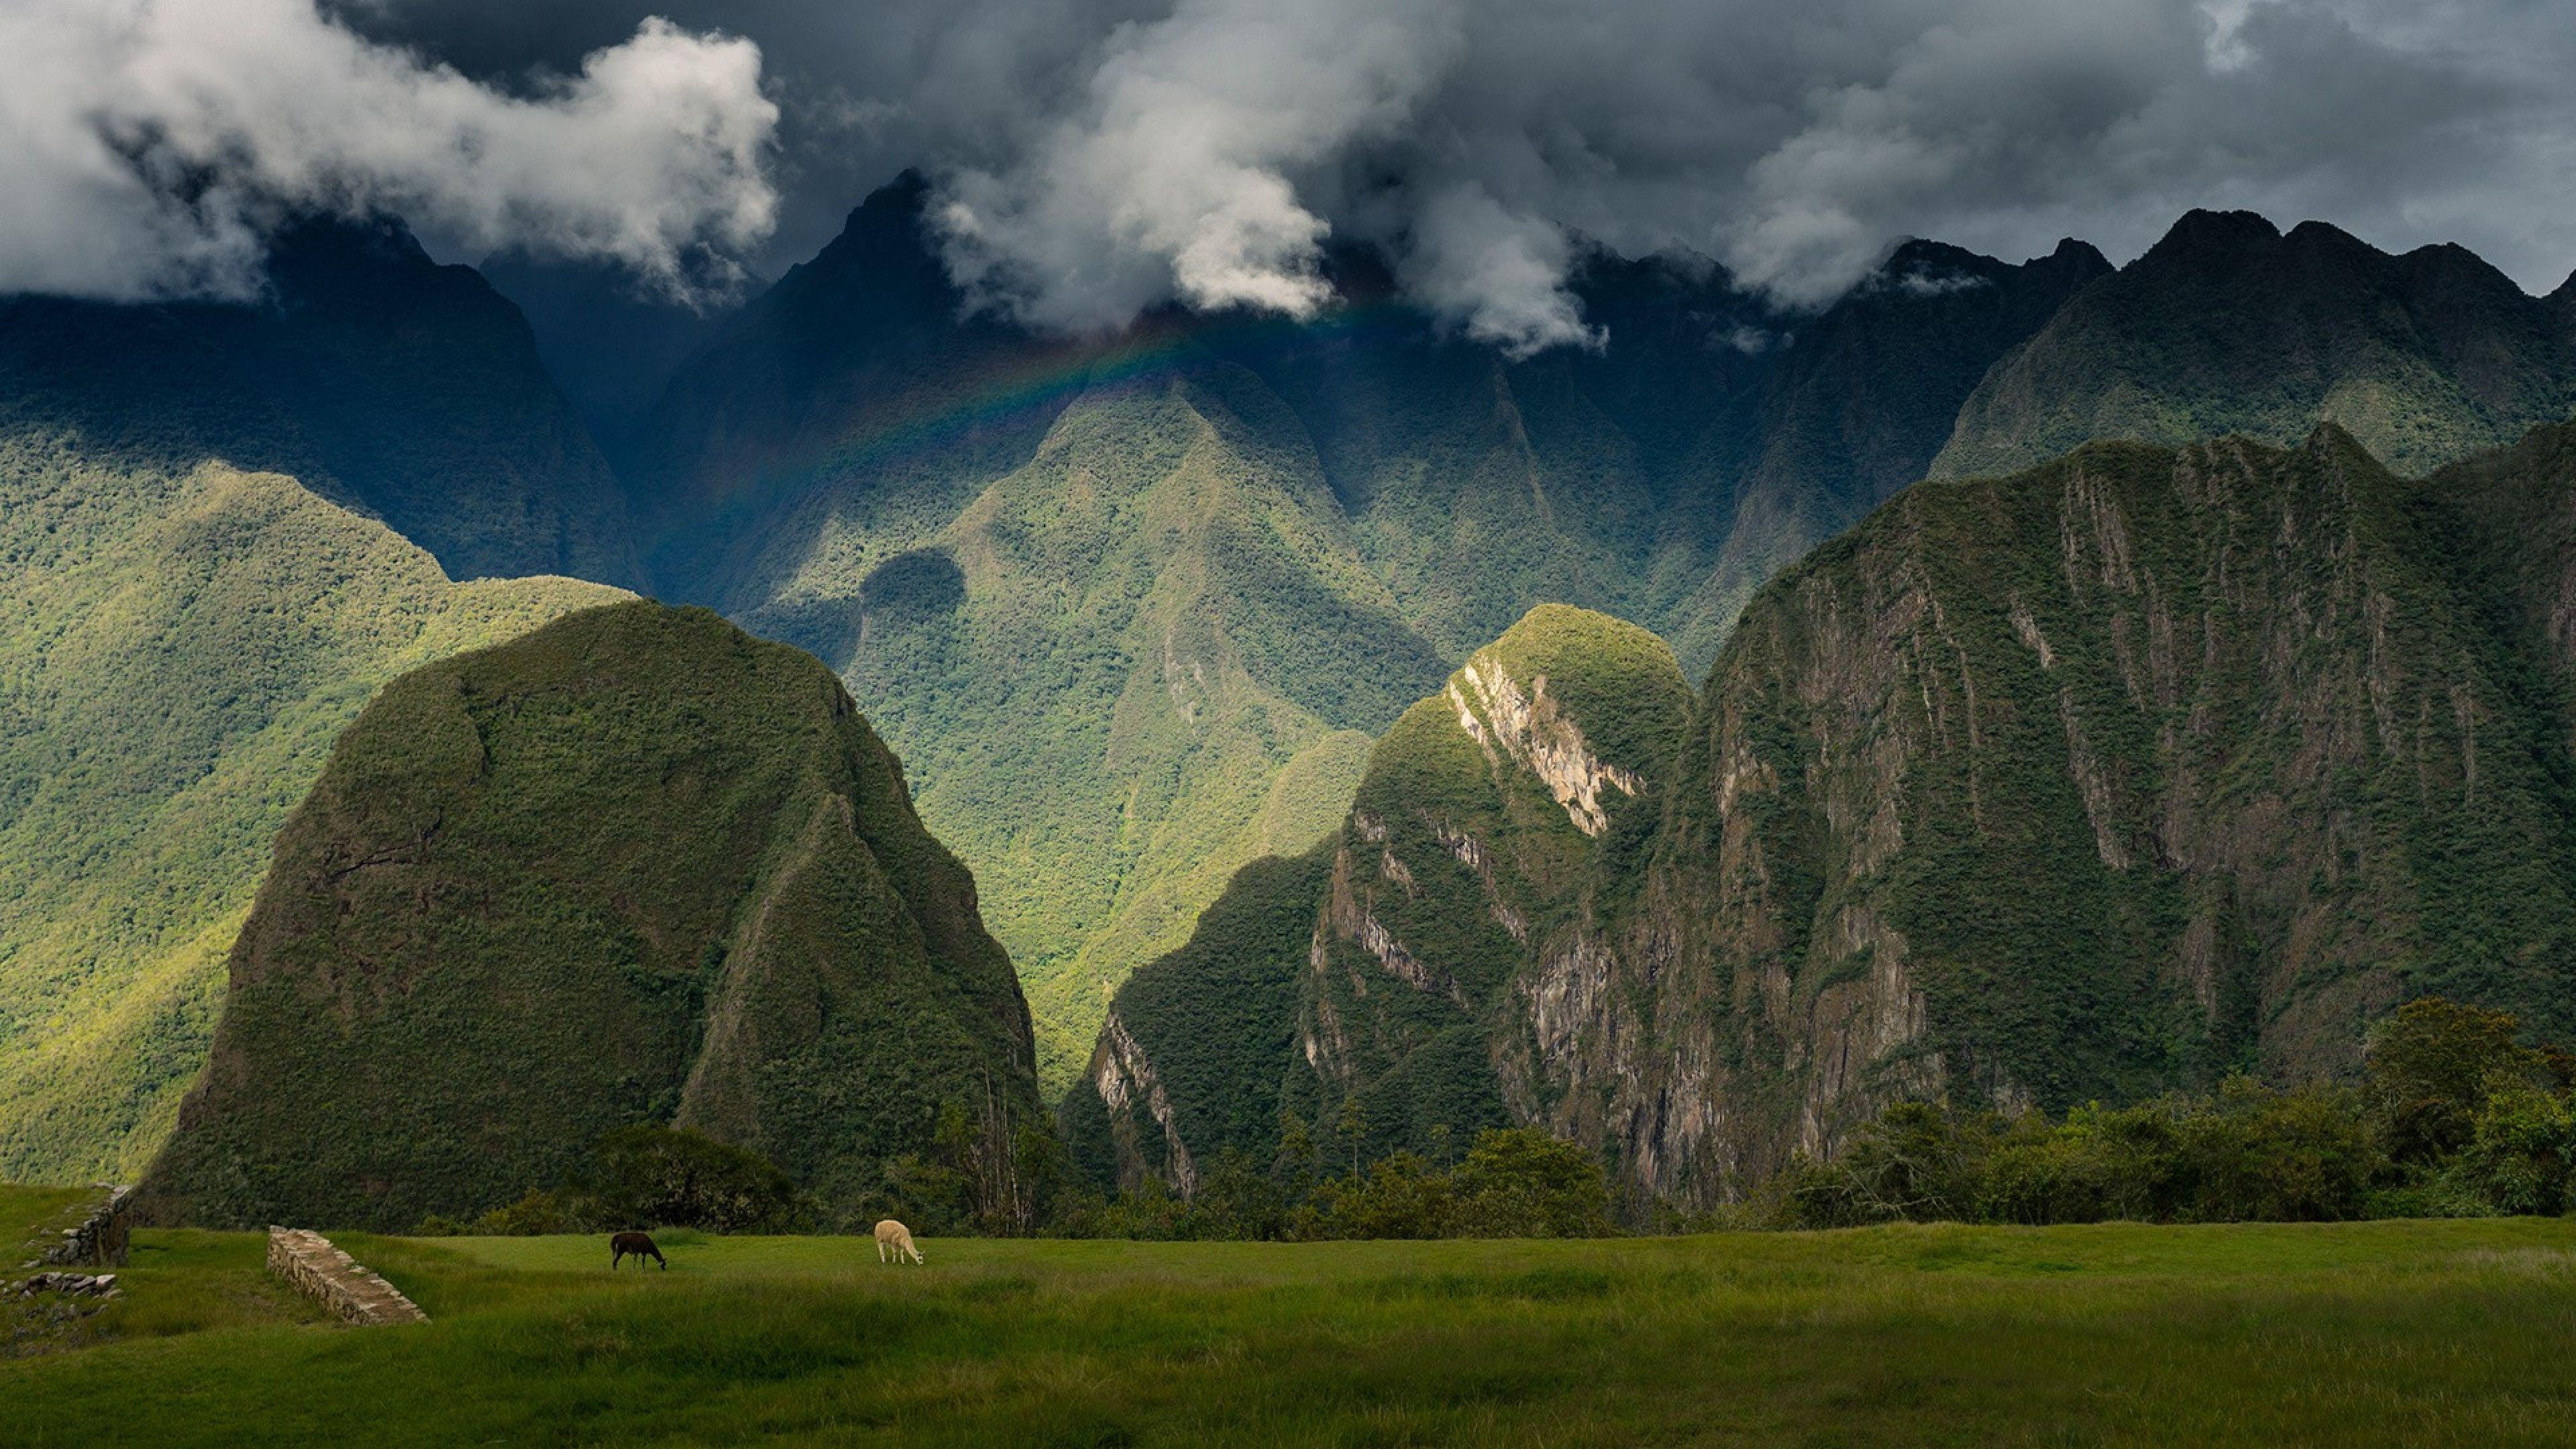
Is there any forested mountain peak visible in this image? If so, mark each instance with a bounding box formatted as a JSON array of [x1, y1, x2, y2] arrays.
[[140, 601, 1039, 1231], [0, 441, 626, 1183]]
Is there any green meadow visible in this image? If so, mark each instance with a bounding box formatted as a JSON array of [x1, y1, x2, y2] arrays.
[[7, 1189, 2576, 1446]]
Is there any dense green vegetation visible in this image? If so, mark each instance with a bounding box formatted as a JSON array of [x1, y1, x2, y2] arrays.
[[17, 185, 2576, 1248], [0, 436, 624, 1184], [1302, 605, 1696, 1165], [1071, 604, 1695, 1189], [139, 602, 1040, 1232], [1061, 1127, 1617, 1243], [1737, 425, 2576, 1104], [1063, 845, 1336, 1191], [0, 217, 658, 1183], [1772, 1000, 2576, 1228], [1935, 211, 2576, 480], [11, 1213, 2576, 1444], [826, 371, 1429, 1090], [631, 195, 2572, 1116]]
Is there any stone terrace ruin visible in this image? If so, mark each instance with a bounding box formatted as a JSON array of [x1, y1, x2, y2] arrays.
[[266, 1228, 428, 1326]]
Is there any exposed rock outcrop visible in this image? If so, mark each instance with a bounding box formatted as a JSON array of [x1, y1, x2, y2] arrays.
[[1089, 1012, 1199, 1195]]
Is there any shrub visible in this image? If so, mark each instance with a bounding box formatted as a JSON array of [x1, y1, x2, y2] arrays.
[[2174, 1078, 2372, 1222], [1300, 1152, 1456, 1240], [580, 1126, 807, 1234], [1448, 1128, 1615, 1238], [1786, 1081, 2371, 1228], [1979, 1106, 2141, 1225], [2449, 1077, 2576, 1216], [2368, 1000, 2539, 1165], [873, 1152, 974, 1236], [1782, 1101, 1998, 1227], [1053, 1177, 1191, 1240], [1189, 1149, 1292, 1241]]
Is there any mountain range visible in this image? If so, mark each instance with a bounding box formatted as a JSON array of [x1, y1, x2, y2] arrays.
[[0, 219, 653, 1181], [614, 176, 2121, 1085], [1074, 418, 2576, 1205], [616, 182, 2575, 1097], [0, 443, 621, 1182], [5, 172, 2575, 1214]]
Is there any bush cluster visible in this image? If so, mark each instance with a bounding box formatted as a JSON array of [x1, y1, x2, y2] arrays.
[[1055, 1128, 1616, 1241], [1770, 999, 2576, 1228], [427, 1000, 2576, 1242]]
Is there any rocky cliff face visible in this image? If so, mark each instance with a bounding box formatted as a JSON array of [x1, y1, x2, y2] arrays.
[[1070, 605, 1699, 1182], [140, 602, 1039, 1230], [1595, 422, 2576, 1200], [1071, 421, 2576, 1207]]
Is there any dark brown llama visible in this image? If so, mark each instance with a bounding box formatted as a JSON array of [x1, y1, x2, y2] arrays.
[[610, 1231, 666, 1270]]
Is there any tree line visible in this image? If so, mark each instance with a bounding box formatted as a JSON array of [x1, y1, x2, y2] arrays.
[[421, 998, 2575, 1240]]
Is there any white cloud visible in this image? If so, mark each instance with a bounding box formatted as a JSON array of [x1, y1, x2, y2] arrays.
[[1397, 184, 1603, 358], [904, 0, 2576, 336], [0, 0, 780, 302], [26, 0, 2576, 337], [934, 0, 1464, 331]]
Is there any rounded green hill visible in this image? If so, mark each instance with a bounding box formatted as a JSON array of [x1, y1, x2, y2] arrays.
[[142, 601, 1038, 1230]]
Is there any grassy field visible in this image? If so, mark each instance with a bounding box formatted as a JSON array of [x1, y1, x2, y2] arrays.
[[7, 1207, 2576, 1445]]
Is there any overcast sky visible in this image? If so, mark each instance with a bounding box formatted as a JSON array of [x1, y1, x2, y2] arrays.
[[8, 0, 2573, 354]]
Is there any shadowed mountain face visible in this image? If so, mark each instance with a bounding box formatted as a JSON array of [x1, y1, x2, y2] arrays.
[[476, 253, 735, 451], [1071, 420, 2576, 1208], [0, 218, 645, 588], [141, 602, 1039, 1232], [1935, 211, 2576, 482], [619, 176, 2110, 1089]]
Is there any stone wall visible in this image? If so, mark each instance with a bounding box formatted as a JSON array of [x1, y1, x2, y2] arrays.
[[38, 1185, 132, 1269], [265, 1228, 428, 1325]]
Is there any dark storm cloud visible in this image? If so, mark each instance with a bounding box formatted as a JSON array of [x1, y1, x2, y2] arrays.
[[16, 0, 2576, 343], [0, 0, 779, 301]]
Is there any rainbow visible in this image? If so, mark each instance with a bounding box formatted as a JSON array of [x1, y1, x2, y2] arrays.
[[716, 297, 1432, 501]]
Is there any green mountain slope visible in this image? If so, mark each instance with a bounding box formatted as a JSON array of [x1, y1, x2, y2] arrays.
[[1072, 421, 2576, 1207], [1934, 211, 2576, 481], [625, 178, 2100, 1091], [1069, 604, 1697, 1183], [0, 219, 645, 587], [140, 602, 1040, 1231], [0, 435, 625, 1183], [788, 366, 1426, 1087], [1066, 844, 1335, 1193]]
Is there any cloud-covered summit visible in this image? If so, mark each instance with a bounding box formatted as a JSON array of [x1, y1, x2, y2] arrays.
[[14, 0, 2576, 355], [0, 0, 779, 303]]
